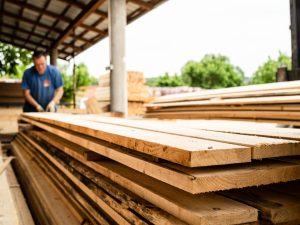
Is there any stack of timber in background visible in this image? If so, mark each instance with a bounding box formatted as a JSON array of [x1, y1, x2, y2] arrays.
[[0, 79, 23, 140], [12, 112, 300, 224], [148, 86, 202, 97], [95, 71, 150, 115], [0, 79, 24, 106], [145, 80, 300, 125]]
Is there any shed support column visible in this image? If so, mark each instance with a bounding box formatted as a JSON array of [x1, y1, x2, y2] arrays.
[[50, 49, 58, 66], [108, 0, 127, 117]]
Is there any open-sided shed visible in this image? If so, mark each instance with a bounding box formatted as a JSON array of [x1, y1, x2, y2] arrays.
[[0, 0, 166, 60], [0, 0, 167, 115]]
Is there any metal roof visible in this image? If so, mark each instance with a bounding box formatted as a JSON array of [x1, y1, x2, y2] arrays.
[[0, 0, 166, 60]]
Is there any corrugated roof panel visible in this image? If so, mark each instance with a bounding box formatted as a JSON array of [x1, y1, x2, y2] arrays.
[[47, 1, 67, 15], [83, 13, 102, 26], [65, 47, 74, 53], [0, 0, 167, 60], [41, 40, 52, 47], [30, 36, 43, 43], [23, 8, 40, 21], [55, 20, 69, 31], [82, 31, 98, 40], [77, 0, 90, 6], [34, 27, 48, 36], [64, 37, 73, 45], [2, 17, 15, 26], [16, 31, 29, 40], [127, 2, 140, 15], [98, 1, 109, 13], [75, 27, 85, 36], [18, 21, 34, 32], [95, 19, 108, 31], [4, 2, 20, 13], [47, 32, 60, 40], [1, 36, 11, 42], [14, 39, 25, 46], [40, 15, 56, 27], [1, 23, 13, 32], [75, 40, 85, 48], [25, 43, 35, 50], [57, 45, 64, 50], [64, 5, 81, 20], [30, 0, 47, 9]]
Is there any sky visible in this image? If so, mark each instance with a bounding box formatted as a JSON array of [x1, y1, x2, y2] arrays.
[[71, 0, 291, 79]]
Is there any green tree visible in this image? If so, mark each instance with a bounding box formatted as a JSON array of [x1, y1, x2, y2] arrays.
[[59, 62, 98, 103], [146, 73, 185, 87], [181, 54, 245, 89], [251, 52, 291, 84], [75, 63, 98, 87], [0, 42, 32, 76]]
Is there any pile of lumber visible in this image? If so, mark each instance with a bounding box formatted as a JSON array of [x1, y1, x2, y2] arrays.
[[145, 80, 300, 125], [0, 80, 23, 138], [11, 113, 300, 224], [0, 79, 24, 106], [148, 86, 202, 97], [95, 71, 150, 115], [0, 145, 34, 225]]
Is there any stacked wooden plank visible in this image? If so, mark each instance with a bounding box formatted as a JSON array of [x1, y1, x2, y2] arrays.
[[145, 80, 300, 125], [0, 80, 23, 138], [12, 113, 300, 224], [0, 80, 24, 106], [0, 145, 34, 225], [95, 71, 150, 115]]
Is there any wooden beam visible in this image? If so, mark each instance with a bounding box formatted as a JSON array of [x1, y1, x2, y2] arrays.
[[78, 115, 300, 160], [21, 114, 251, 167], [52, 0, 106, 49], [2, 11, 62, 34], [22, 120, 300, 194], [24, 0, 52, 48], [60, 16, 107, 54], [128, 0, 153, 10], [57, 0, 108, 18], [0, 31, 49, 49], [2, 22, 55, 42], [174, 119, 300, 141], [222, 187, 300, 224], [7, 0, 74, 23]]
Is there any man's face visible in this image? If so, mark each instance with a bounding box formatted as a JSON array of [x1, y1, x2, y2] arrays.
[[33, 56, 47, 75]]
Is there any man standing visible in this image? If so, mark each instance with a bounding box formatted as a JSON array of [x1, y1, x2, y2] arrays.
[[21, 51, 64, 112]]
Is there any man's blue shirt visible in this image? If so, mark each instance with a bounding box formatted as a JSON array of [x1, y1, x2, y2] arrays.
[[21, 65, 63, 112]]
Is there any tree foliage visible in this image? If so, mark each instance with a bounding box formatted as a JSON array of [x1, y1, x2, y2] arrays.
[[0, 42, 32, 76], [250, 52, 291, 84], [181, 54, 244, 89], [59, 62, 98, 103], [146, 73, 185, 87]]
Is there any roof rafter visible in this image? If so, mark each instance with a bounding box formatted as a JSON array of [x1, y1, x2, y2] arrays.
[[52, 0, 106, 49], [128, 0, 153, 10], [7, 0, 73, 23], [2, 11, 62, 34], [57, 0, 108, 18], [25, 0, 52, 48], [2, 22, 55, 42]]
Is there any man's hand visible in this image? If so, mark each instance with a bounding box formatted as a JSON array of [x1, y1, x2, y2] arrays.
[[36, 104, 44, 112], [46, 101, 56, 112]]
